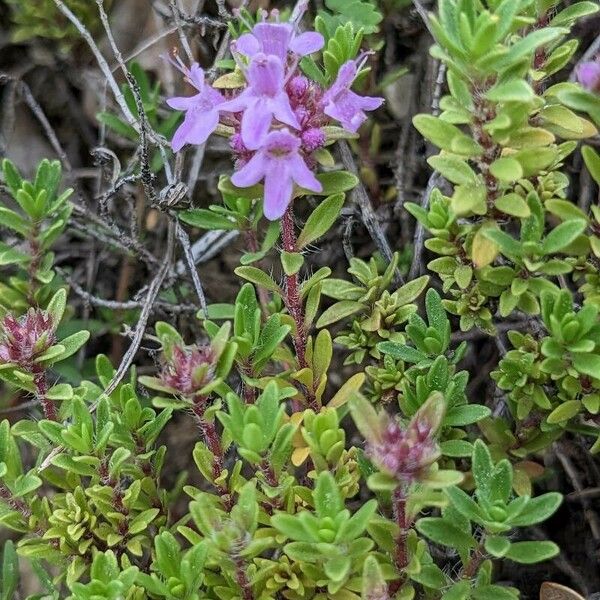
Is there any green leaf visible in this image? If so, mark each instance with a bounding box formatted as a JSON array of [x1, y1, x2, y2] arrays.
[[427, 155, 478, 185], [500, 28, 565, 66], [361, 556, 387, 598], [547, 400, 581, 424], [234, 267, 282, 294], [472, 585, 519, 600], [542, 219, 586, 254], [482, 228, 522, 257], [484, 535, 511, 558], [306, 172, 358, 196], [314, 472, 344, 519], [96, 111, 138, 140], [324, 555, 351, 582], [413, 115, 481, 156], [550, 1, 599, 27], [572, 354, 600, 378], [486, 80, 535, 103], [1, 160, 22, 197], [582, 145, 600, 185], [53, 331, 90, 362], [1, 541, 18, 600], [494, 193, 530, 218], [46, 288, 67, 326], [440, 440, 474, 457], [504, 540, 559, 564], [297, 193, 345, 249], [280, 252, 304, 276], [510, 493, 562, 526], [445, 486, 486, 523], [179, 209, 237, 231], [445, 405, 490, 426], [472, 440, 494, 500], [416, 517, 476, 549], [377, 342, 427, 363], [316, 300, 364, 327], [0, 208, 28, 236], [489, 159, 524, 183]]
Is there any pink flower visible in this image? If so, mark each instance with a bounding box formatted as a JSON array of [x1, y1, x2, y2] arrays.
[[577, 60, 600, 93], [235, 22, 323, 62], [323, 59, 384, 132], [231, 129, 322, 220], [160, 344, 215, 396], [0, 309, 55, 367], [220, 53, 300, 149], [166, 61, 225, 152], [367, 413, 440, 484]]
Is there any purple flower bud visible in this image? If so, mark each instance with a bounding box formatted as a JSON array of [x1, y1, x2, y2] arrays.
[[288, 76, 310, 99], [160, 344, 215, 396], [230, 133, 246, 154], [577, 61, 600, 93], [301, 128, 326, 152], [0, 309, 56, 367], [366, 404, 442, 484]]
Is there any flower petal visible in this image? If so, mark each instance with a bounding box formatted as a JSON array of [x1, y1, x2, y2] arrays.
[[184, 110, 220, 146], [360, 95, 385, 111], [231, 152, 269, 188], [271, 94, 301, 130], [166, 95, 199, 110], [289, 155, 322, 192], [263, 161, 293, 220], [219, 90, 251, 114], [241, 98, 273, 149], [188, 63, 206, 90], [171, 116, 195, 152], [247, 54, 285, 97], [253, 23, 293, 60], [235, 33, 261, 57], [577, 62, 600, 91], [290, 31, 324, 56]]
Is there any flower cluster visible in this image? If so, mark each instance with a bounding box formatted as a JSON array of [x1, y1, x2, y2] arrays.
[[0, 309, 56, 368], [367, 404, 442, 484], [159, 343, 215, 396], [165, 8, 383, 220], [577, 57, 600, 93]]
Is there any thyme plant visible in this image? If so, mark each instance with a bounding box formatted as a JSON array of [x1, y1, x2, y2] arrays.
[[0, 0, 599, 598]]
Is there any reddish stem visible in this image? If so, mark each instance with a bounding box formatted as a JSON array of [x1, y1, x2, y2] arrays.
[[461, 544, 485, 579], [26, 222, 42, 306], [32, 368, 57, 421], [234, 555, 254, 600], [280, 207, 308, 370], [0, 484, 32, 519], [280, 207, 319, 410], [192, 396, 224, 480], [392, 487, 409, 571], [260, 460, 278, 487]]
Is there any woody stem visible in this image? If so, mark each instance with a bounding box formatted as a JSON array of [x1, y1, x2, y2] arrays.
[[280, 206, 308, 370], [32, 367, 57, 421], [393, 486, 409, 571]]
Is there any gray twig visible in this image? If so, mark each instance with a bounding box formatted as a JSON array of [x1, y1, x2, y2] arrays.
[[408, 172, 440, 280], [338, 140, 403, 284], [101, 223, 175, 399], [175, 220, 209, 316]]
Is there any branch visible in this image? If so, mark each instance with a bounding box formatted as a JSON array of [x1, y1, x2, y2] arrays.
[[338, 140, 403, 285]]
